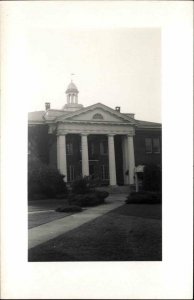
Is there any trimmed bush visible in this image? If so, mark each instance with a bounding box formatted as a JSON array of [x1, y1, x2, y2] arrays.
[[71, 177, 90, 194], [125, 191, 161, 204], [68, 191, 109, 207], [95, 190, 109, 199], [69, 177, 109, 207], [56, 205, 82, 213], [69, 193, 96, 207], [28, 160, 68, 200], [68, 194, 87, 206]]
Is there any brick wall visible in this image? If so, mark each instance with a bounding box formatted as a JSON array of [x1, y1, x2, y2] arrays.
[[134, 129, 162, 166]]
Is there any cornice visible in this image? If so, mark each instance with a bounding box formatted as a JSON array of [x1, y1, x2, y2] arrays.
[[136, 126, 161, 130], [57, 128, 135, 136], [57, 120, 135, 126]]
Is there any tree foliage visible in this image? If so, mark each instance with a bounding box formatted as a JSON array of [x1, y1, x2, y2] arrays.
[[142, 164, 162, 192], [28, 160, 67, 200]]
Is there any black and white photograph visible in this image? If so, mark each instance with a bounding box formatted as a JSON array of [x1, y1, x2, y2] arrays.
[[1, 1, 193, 299], [28, 27, 162, 262]]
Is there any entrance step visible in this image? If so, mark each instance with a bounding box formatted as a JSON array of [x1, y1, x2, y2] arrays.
[[95, 185, 131, 194]]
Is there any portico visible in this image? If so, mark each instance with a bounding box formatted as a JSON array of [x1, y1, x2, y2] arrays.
[[45, 81, 136, 186], [56, 130, 135, 186]]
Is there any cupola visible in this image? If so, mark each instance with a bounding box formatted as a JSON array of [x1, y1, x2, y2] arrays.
[[63, 80, 83, 111]]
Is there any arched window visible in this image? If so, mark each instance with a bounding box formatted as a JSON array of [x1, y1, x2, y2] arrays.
[[92, 113, 103, 120]]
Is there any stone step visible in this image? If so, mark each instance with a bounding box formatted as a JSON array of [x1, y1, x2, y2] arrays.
[[96, 185, 132, 194]]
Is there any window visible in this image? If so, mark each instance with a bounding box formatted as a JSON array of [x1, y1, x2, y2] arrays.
[[145, 138, 152, 153], [145, 137, 160, 154], [101, 165, 109, 180], [66, 142, 73, 155], [100, 141, 108, 155], [90, 142, 95, 155], [93, 113, 103, 120], [153, 138, 160, 153]]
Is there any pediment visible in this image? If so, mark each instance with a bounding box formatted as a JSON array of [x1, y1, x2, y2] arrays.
[[56, 103, 136, 125]]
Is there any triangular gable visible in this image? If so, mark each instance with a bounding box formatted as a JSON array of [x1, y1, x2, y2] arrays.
[[56, 103, 136, 124]]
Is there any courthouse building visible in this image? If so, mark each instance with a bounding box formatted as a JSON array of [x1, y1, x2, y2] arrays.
[[28, 81, 161, 187]]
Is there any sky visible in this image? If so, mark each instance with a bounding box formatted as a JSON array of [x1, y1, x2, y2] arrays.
[[3, 2, 161, 122], [27, 27, 161, 122]]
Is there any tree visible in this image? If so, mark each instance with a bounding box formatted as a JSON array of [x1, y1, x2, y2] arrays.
[[143, 164, 162, 192]]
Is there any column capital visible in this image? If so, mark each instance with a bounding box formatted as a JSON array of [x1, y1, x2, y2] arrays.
[[108, 133, 116, 137], [127, 132, 135, 137], [57, 132, 67, 136], [56, 133, 67, 136]]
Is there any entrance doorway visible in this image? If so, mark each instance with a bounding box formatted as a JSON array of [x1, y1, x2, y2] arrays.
[[89, 161, 98, 179]]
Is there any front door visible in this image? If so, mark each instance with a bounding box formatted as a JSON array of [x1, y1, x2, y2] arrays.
[[89, 161, 99, 179]]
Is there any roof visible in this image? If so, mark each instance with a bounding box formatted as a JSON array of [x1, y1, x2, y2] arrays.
[[66, 81, 79, 93], [28, 111, 45, 123], [135, 119, 161, 129], [28, 109, 69, 123], [124, 113, 135, 119], [28, 105, 161, 130]]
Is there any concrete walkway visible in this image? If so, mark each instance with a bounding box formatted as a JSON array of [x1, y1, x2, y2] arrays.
[[28, 194, 127, 249]]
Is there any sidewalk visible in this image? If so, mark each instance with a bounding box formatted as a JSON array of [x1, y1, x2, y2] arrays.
[[28, 194, 127, 249]]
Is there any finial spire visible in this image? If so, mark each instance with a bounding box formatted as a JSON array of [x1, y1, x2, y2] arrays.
[[70, 73, 75, 82]]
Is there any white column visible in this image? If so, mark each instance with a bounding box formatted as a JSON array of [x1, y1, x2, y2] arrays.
[[81, 134, 89, 177], [122, 136, 129, 184], [57, 135, 67, 181], [127, 134, 135, 184], [108, 134, 117, 186]]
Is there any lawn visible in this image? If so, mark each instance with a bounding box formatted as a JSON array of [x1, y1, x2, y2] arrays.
[[28, 199, 73, 229], [28, 203, 162, 261], [28, 199, 69, 212], [28, 211, 72, 229]]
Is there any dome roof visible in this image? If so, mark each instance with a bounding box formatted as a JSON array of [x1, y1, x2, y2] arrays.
[[66, 81, 79, 93]]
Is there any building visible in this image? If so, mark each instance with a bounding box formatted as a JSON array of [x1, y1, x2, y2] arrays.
[[28, 81, 161, 188]]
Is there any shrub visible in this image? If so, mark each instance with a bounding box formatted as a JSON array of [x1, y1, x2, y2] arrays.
[[69, 193, 96, 207], [125, 191, 161, 204], [55, 205, 82, 213], [142, 164, 162, 192], [28, 160, 68, 200], [68, 194, 87, 206], [69, 176, 109, 207], [71, 177, 90, 194], [68, 191, 109, 207], [95, 190, 109, 199]]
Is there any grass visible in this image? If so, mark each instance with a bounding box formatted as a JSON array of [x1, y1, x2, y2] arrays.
[[28, 211, 72, 229], [28, 203, 162, 261], [28, 199, 69, 212]]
